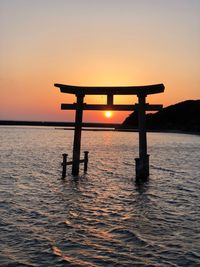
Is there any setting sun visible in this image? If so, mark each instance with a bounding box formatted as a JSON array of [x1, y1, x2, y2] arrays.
[[104, 111, 112, 118]]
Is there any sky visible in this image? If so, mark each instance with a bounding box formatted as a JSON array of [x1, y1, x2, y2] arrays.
[[0, 0, 199, 123]]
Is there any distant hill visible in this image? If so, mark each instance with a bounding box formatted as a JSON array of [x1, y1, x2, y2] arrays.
[[120, 100, 200, 133]]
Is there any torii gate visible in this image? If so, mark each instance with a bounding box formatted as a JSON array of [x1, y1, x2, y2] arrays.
[[55, 83, 165, 180]]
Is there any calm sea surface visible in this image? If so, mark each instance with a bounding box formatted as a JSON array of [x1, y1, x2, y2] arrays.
[[0, 127, 199, 267]]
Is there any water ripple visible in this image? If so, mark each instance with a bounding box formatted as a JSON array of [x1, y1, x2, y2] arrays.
[[0, 128, 200, 266]]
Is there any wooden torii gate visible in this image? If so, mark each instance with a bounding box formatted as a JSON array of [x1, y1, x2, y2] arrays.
[[55, 83, 165, 179]]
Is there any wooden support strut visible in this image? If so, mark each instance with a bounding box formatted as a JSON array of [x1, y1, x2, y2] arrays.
[[84, 151, 89, 172], [62, 153, 68, 178], [107, 94, 113, 106], [61, 151, 89, 178]]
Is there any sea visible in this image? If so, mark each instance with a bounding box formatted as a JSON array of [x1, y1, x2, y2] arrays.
[[0, 126, 199, 267]]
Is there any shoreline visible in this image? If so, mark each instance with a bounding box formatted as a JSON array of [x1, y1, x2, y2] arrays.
[[0, 120, 199, 135], [0, 120, 119, 128], [58, 128, 200, 135]]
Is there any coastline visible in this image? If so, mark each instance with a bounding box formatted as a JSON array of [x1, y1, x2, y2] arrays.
[[0, 120, 199, 135], [0, 120, 119, 128]]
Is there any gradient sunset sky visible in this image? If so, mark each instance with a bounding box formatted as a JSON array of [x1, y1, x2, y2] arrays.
[[0, 0, 199, 123]]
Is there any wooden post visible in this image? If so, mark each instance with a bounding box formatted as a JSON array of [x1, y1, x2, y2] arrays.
[[84, 151, 89, 173], [62, 153, 68, 178], [107, 94, 113, 106], [135, 94, 149, 179], [72, 94, 84, 176]]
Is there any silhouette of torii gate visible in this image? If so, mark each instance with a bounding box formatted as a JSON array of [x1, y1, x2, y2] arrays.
[[55, 83, 165, 180]]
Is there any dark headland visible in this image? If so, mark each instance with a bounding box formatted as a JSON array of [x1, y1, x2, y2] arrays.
[[0, 100, 199, 134], [118, 100, 200, 134]]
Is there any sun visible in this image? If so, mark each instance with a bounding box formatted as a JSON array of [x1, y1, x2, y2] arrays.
[[104, 111, 112, 118]]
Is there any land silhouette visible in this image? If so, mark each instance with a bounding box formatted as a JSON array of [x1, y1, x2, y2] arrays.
[[119, 100, 200, 133]]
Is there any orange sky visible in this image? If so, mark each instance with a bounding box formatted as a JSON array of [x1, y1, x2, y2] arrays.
[[0, 0, 199, 123]]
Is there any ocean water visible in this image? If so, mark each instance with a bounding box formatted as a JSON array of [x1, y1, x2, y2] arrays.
[[0, 126, 199, 267]]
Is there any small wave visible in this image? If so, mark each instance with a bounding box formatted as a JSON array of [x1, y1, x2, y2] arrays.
[[108, 227, 147, 246], [56, 219, 74, 229], [150, 165, 186, 174], [63, 219, 72, 226], [52, 245, 95, 267], [69, 211, 79, 218]]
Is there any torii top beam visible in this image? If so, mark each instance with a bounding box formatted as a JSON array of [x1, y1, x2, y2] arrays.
[[54, 83, 165, 95]]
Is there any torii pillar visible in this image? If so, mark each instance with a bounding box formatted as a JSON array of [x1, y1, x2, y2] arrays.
[[72, 94, 84, 175], [135, 94, 149, 179]]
